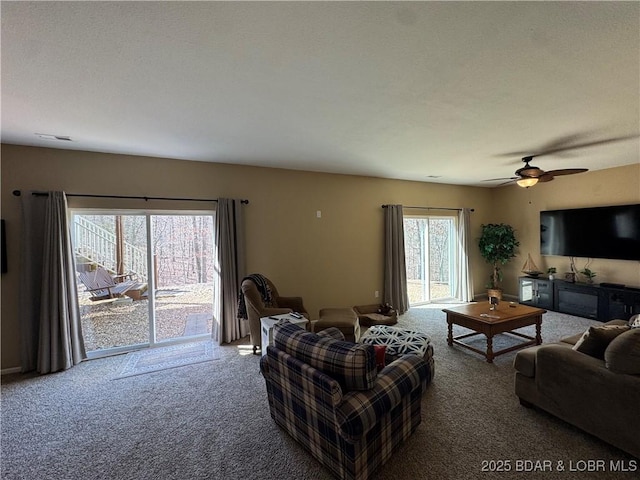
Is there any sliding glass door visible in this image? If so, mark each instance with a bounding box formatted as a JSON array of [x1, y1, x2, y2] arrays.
[[72, 210, 215, 357], [152, 214, 215, 343], [404, 216, 456, 305]]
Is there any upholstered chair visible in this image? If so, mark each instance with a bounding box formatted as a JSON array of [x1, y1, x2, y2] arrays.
[[241, 275, 308, 354], [260, 322, 431, 480]]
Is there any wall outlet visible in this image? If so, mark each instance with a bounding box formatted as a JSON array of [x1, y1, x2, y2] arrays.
[[316, 210, 322, 218], [374, 290, 379, 298]]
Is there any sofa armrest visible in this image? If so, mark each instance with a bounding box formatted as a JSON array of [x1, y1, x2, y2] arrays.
[[514, 343, 566, 378], [336, 355, 428, 442]]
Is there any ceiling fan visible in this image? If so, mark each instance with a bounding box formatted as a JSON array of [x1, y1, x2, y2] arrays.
[[498, 155, 588, 188], [486, 133, 638, 188]]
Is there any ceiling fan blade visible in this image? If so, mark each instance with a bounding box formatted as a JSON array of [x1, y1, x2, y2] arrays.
[[496, 133, 638, 159], [483, 176, 518, 182], [544, 168, 588, 176], [536, 173, 554, 183], [536, 135, 638, 156], [534, 133, 595, 156], [497, 179, 517, 187]]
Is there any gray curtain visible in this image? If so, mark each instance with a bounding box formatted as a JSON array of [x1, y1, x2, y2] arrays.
[[19, 192, 46, 372], [19, 191, 86, 373], [214, 198, 247, 344], [383, 205, 409, 314], [455, 208, 474, 302]]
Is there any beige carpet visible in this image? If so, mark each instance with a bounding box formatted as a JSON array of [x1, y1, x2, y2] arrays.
[[1, 306, 636, 480]]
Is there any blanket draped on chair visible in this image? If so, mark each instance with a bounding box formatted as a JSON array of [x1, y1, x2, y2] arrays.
[[237, 274, 273, 320]]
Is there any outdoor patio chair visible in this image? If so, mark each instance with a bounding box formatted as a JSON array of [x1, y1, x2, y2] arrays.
[[78, 266, 137, 300]]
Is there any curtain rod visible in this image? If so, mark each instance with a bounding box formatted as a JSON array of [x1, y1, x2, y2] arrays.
[[382, 204, 473, 212], [12, 190, 249, 204]]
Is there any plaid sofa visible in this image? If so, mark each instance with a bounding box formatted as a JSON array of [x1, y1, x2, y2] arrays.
[[260, 322, 431, 480]]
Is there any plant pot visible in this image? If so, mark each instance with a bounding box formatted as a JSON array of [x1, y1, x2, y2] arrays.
[[487, 288, 503, 301]]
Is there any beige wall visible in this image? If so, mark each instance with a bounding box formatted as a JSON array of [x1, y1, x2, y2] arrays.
[[492, 163, 640, 291], [2, 145, 638, 369], [1, 144, 496, 369]]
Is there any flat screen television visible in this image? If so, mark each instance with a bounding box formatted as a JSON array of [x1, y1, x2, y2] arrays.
[[540, 204, 640, 261]]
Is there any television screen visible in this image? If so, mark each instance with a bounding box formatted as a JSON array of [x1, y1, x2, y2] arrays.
[[540, 204, 640, 261]]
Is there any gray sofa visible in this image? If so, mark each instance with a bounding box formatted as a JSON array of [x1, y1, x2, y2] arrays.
[[514, 319, 640, 458]]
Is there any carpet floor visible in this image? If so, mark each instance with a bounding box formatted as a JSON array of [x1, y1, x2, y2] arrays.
[[1, 305, 636, 480]]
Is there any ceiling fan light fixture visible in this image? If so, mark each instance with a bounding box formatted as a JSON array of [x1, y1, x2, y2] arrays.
[[517, 177, 538, 188], [517, 166, 543, 177]]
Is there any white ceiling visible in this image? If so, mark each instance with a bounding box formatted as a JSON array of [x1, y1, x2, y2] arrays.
[[2, 1, 639, 187]]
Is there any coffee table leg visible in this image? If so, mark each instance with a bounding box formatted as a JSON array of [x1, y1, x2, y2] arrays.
[[447, 319, 453, 346], [536, 318, 542, 345], [486, 335, 494, 363]]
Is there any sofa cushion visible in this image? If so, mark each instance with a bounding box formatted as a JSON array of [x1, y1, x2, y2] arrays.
[[572, 325, 630, 359], [561, 320, 627, 345], [274, 322, 377, 392], [604, 328, 640, 374]]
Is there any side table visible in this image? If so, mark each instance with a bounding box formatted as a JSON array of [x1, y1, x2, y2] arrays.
[[260, 314, 309, 356]]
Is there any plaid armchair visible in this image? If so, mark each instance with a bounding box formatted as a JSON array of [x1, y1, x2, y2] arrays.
[[260, 322, 431, 480]]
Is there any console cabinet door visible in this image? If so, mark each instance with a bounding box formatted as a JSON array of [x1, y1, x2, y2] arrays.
[[605, 291, 640, 321], [519, 277, 553, 309], [554, 282, 599, 319], [519, 278, 535, 305], [630, 292, 640, 317], [535, 279, 554, 310]]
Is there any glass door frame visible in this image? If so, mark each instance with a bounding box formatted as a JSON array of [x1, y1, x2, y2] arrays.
[[71, 208, 216, 359], [404, 214, 458, 306]]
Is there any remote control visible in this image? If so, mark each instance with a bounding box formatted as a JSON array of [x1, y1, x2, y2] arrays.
[[290, 312, 303, 319]]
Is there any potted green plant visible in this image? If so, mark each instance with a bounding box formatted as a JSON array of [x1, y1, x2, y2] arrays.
[[478, 223, 520, 299], [580, 268, 596, 284], [547, 267, 557, 281]]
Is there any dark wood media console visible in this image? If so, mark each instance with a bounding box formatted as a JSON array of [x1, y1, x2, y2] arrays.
[[519, 277, 640, 322]]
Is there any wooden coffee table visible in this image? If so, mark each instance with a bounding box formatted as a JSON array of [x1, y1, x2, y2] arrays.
[[442, 302, 545, 363]]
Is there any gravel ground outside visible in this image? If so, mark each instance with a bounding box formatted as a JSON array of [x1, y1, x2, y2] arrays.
[[79, 280, 447, 352], [407, 279, 452, 305], [79, 283, 215, 352]]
